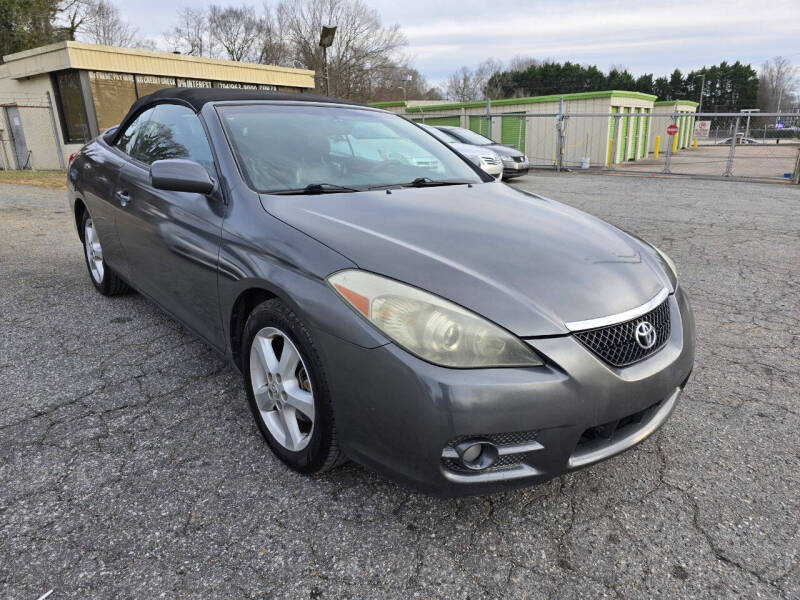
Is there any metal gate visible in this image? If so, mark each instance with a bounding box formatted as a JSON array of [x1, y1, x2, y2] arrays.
[[4, 107, 31, 170]]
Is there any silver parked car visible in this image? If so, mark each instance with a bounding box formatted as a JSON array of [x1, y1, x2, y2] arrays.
[[436, 125, 530, 179], [419, 124, 503, 179]]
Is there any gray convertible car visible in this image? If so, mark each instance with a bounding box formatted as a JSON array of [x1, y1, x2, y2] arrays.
[[67, 88, 694, 496]]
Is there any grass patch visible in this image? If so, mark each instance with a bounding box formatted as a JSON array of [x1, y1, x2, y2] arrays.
[[0, 170, 67, 189]]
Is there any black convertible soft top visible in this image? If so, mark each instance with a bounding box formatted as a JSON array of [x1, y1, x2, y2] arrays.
[[113, 87, 362, 142], [127, 87, 358, 115]]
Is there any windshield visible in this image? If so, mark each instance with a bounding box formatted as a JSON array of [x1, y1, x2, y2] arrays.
[[218, 104, 484, 193], [420, 124, 459, 143], [446, 128, 494, 146]]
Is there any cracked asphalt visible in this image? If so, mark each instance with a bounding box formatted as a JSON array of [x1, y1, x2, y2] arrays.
[[1, 174, 798, 599]]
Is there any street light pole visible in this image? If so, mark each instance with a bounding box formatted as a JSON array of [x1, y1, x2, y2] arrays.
[[696, 73, 706, 113], [318, 26, 337, 96]]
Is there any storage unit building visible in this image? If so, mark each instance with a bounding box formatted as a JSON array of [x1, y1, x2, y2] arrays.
[[648, 100, 699, 155], [0, 41, 315, 170], [400, 91, 657, 168]]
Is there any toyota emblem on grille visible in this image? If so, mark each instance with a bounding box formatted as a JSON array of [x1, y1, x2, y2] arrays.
[[634, 321, 657, 349]]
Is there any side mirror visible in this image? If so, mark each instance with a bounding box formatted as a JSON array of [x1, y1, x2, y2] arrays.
[[150, 159, 214, 194]]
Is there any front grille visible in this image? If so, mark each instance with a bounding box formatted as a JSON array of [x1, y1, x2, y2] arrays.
[[574, 400, 662, 451], [574, 299, 671, 367], [512, 155, 525, 162], [481, 155, 500, 165]]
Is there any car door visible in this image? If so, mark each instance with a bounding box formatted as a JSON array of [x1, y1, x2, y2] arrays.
[[114, 103, 226, 350], [87, 106, 155, 282]]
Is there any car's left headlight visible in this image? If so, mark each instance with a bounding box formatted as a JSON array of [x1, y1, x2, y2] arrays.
[[328, 270, 543, 368]]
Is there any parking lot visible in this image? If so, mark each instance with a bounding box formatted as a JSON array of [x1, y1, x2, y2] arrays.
[[1, 174, 798, 599], [613, 143, 799, 181]]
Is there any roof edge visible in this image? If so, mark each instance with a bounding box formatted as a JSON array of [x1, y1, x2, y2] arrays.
[[654, 99, 700, 107], [404, 90, 657, 113], [368, 100, 407, 108]]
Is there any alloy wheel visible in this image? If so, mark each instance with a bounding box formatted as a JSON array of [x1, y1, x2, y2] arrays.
[[249, 327, 315, 451], [84, 217, 104, 283]]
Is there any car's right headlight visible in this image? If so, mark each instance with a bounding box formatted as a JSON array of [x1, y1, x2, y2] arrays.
[[328, 270, 543, 368]]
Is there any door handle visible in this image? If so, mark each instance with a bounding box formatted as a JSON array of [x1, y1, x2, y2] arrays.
[[115, 190, 131, 207]]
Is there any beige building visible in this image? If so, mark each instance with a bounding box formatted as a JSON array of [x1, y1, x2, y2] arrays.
[[0, 41, 315, 170]]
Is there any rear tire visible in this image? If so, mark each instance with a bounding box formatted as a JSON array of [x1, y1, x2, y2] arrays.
[[80, 210, 132, 296], [242, 298, 345, 474]]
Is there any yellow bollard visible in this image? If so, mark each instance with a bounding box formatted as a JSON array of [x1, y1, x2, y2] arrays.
[[693, 138, 698, 149], [671, 133, 679, 154], [607, 139, 613, 166], [654, 136, 660, 159]]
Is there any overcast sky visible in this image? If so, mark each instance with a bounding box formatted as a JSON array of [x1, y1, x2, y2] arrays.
[[124, 0, 800, 85]]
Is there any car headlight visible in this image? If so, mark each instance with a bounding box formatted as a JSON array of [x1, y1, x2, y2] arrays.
[[650, 244, 678, 286], [328, 270, 543, 368]]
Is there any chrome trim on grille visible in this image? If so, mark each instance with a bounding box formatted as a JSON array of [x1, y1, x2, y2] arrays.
[[568, 387, 680, 468], [564, 287, 670, 332]]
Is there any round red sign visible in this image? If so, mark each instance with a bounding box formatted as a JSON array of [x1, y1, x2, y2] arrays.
[[667, 124, 678, 136]]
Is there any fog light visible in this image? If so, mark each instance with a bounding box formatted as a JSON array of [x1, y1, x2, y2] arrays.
[[455, 439, 498, 471]]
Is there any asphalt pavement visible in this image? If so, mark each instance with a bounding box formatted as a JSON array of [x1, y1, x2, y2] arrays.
[[1, 173, 797, 599]]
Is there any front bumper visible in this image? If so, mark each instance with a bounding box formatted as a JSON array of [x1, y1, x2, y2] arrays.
[[480, 162, 503, 177], [502, 160, 530, 177], [314, 287, 695, 496]]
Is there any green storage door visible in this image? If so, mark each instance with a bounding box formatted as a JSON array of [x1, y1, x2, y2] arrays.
[[469, 115, 490, 136], [608, 107, 619, 164], [422, 116, 460, 127], [500, 113, 526, 150], [629, 109, 640, 160], [617, 108, 630, 163], [640, 108, 650, 158]]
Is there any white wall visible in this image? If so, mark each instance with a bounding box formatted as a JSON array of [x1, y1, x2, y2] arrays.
[[0, 72, 70, 170]]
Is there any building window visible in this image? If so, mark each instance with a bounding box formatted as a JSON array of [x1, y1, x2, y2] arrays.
[[89, 71, 137, 131], [52, 70, 91, 143]]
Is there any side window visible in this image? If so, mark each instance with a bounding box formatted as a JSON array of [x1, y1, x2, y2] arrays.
[[132, 104, 214, 172], [115, 108, 154, 156]]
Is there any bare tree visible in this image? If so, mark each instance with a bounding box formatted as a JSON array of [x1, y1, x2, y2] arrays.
[[166, 7, 215, 57], [276, 0, 406, 99], [507, 55, 539, 72], [759, 56, 799, 112], [445, 67, 480, 102], [208, 5, 261, 62], [445, 59, 501, 101], [255, 7, 290, 66], [80, 0, 142, 47]]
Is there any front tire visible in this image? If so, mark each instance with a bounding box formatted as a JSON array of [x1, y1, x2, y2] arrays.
[[80, 210, 131, 296], [242, 299, 344, 474]]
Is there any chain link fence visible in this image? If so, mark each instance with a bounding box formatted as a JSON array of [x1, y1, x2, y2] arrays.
[[0, 92, 65, 171], [485, 110, 800, 183]]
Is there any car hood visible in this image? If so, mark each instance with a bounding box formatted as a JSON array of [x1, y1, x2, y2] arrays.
[[450, 142, 497, 160], [487, 144, 524, 158], [260, 183, 671, 337]]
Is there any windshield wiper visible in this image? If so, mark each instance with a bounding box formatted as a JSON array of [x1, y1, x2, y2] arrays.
[[269, 183, 362, 195], [407, 177, 472, 188], [366, 178, 472, 191]]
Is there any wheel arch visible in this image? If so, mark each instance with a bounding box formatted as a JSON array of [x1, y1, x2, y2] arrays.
[[229, 286, 279, 370], [73, 198, 87, 242]]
